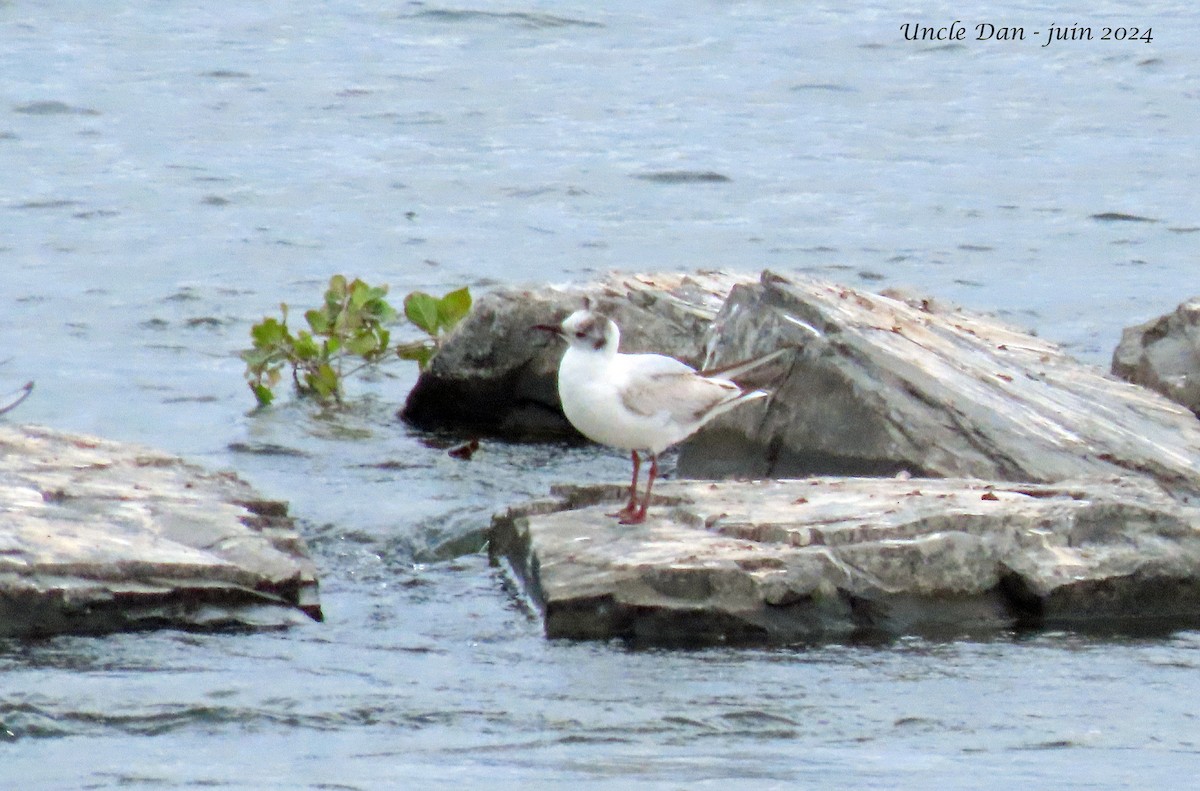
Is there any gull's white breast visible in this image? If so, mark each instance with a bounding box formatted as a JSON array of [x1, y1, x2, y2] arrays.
[[557, 348, 737, 454]]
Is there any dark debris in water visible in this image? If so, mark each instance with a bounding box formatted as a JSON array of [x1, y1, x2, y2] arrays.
[[227, 441, 309, 458], [11, 199, 81, 210], [790, 83, 857, 93], [357, 459, 424, 471], [1019, 738, 1080, 750], [184, 316, 228, 329], [13, 101, 100, 116], [448, 438, 480, 460], [164, 287, 202, 302], [1090, 212, 1159, 223], [0, 382, 33, 416], [407, 8, 603, 29], [922, 42, 968, 53], [632, 171, 732, 184], [418, 435, 472, 451]]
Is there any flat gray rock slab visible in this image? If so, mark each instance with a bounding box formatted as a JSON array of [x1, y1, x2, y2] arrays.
[[0, 425, 321, 637], [491, 477, 1200, 645]]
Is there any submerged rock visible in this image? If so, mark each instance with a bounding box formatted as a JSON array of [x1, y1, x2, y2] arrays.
[[400, 271, 755, 438], [1112, 297, 1200, 417], [679, 272, 1200, 500], [0, 425, 321, 637], [490, 477, 1200, 645]]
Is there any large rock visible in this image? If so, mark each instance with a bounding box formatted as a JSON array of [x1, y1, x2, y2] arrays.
[[1112, 297, 1200, 417], [401, 271, 754, 438], [490, 477, 1200, 645], [679, 272, 1200, 500], [0, 425, 322, 637]]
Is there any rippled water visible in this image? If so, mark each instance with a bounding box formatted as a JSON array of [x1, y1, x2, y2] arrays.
[[3, 1, 1200, 787]]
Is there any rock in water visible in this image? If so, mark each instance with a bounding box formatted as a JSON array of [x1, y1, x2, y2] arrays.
[[0, 425, 321, 637], [490, 477, 1200, 645], [481, 271, 1200, 645], [400, 271, 755, 438], [679, 272, 1200, 500], [1112, 297, 1200, 417]]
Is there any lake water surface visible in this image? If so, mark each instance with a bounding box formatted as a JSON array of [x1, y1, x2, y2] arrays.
[[3, 1, 1200, 788]]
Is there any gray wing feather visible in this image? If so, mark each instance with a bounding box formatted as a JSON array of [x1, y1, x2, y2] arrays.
[[620, 371, 741, 424], [698, 346, 795, 379]]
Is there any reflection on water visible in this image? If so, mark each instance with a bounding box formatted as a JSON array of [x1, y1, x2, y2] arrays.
[[3, 0, 1200, 787]]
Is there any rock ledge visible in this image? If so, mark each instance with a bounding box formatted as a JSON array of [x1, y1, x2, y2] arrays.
[[490, 477, 1200, 646], [0, 425, 321, 637]]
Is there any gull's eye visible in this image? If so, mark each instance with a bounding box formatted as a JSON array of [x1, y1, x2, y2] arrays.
[[575, 331, 588, 339]]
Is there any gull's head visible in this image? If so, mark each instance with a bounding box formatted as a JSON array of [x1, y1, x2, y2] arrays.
[[534, 297, 619, 355]]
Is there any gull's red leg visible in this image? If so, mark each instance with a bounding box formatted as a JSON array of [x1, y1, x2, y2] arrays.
[[621, 453, 657, 525], [607, 450, 641, 519]]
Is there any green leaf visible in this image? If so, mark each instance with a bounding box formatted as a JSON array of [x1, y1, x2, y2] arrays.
[[305, 308, 330, 335], [348, 278, 376, 311], [293, 331, 320, 360], [332, 304, 353, 335], [345, 330, 382, 357], [310, 363, 340, 399], [250, 382, 275, 407], [405, 292, 440, 336], [363, 297, 397, 325], [436, 287, 472, 331], [326, 274, 348, 303], [397, 341, 436, 370], [240, 346, 275, 368], [362, 286, 393, 319], [250, 317, 288, 348]]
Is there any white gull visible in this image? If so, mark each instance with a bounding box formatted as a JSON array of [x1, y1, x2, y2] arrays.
[[537, 300, 791, 524]]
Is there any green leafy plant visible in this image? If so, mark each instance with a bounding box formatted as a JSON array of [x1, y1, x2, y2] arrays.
[[242, 276, 471, 407], [396, 287, 472, 369]]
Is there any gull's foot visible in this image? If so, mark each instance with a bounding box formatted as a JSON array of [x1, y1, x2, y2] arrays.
[[607, 503, 639, 520], [618, 508, 648, 525]]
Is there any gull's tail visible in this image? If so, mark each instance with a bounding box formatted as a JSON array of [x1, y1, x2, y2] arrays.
[[697, 385, 771, 428], [698, 345, 796, 381]]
